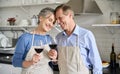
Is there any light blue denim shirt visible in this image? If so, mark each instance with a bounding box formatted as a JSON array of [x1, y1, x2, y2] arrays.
[[56, 25, 102, 74]]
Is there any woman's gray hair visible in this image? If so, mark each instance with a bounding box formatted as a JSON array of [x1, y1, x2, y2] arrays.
[[38, 7, 54, 17], [38, 7, 54, 24]]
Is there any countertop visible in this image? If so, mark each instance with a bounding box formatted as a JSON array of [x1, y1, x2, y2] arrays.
[[0, 49, 120, 74], [103, 67, 120, 74]]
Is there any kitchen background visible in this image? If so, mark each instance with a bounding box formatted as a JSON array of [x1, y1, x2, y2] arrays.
[[0, 0, 120, 73]]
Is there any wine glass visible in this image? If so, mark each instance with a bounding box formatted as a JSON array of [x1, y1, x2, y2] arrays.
[[49, 37, 57, 50], [49, 38, 58, 62], [34, 40, 44, 53]]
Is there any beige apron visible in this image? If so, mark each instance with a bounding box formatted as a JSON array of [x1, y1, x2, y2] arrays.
[[21, 34, 53, 74], [58, 36, 89, 74]]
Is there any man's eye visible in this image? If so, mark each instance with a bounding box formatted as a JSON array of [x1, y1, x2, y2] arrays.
[[59, 17, 63, 20]]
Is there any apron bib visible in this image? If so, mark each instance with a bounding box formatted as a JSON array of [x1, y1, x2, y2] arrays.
[[21, 34, 53, 74], [58, 36, 89, 74]]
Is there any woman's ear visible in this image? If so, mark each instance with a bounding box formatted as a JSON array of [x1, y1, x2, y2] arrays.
[[38, 16, 41, 23], [39, 16, 42, 22], [38, 16, 43, 24]]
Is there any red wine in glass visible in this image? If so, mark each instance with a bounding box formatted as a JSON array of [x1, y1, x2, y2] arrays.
[[34, 48, 43, 53], [49, 44, 57, 49]]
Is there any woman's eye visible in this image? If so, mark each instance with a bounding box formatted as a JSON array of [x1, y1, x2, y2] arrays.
[[49, 19, 52, 22], [49, 18, 55, 23]]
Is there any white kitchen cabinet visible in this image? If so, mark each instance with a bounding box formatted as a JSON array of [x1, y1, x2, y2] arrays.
[[0, 0, 21, 7], [0, 0, 69, 8], [12, 67, 22, 74], [0, 63, 13, 74], [0, 63, 22, 74]]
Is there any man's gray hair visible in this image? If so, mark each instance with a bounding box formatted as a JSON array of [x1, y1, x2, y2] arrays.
[[55, 4, 74, 18]]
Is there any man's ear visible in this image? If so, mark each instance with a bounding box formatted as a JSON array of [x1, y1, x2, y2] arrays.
[[68, 12, 73, 18]]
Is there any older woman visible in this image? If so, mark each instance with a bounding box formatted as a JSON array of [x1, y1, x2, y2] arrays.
[[12, 7, 57, 74]]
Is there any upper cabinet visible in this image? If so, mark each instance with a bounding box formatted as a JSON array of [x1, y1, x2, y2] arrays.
[[0, 0, 69, 27], [95, 0, 120, 13], [0, 0, 69, 8]]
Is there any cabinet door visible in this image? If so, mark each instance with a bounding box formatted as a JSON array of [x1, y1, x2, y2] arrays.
[[0, 63, 13, 74], [12, 66, 22, 74], [0, 0, 69, 7], [0, 0, 20, 7]]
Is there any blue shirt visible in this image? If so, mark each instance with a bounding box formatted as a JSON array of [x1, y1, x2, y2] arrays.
[[12, 32, 52, 67], [56, 25, 102, 74]]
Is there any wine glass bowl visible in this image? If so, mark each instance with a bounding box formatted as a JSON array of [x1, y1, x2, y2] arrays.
[[49, 37, 57, 49], [34, 40, 44, 53], [49, 44, 57, 49], [34, 48, 44, 53]]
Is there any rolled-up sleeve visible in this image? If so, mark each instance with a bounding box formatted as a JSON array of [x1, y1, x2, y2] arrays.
[[86, 31, 102, 74], [12, 36, 26, 67]]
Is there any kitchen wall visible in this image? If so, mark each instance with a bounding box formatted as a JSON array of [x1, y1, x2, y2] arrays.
[[0, 2, 120, 63], [74, 15, 120, 62], [0, 5, 58, 26]]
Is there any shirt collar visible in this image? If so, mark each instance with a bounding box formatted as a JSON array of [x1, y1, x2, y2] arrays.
[[62, 24, 79, 36]]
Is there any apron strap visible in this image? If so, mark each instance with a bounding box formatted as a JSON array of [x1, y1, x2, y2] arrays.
[[31, 31, 48, 46], [45, 36, 48, 44], [76, 35, 80, 71], [31, 32, 35, 46]]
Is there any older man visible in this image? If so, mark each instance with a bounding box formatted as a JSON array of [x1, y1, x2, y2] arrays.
[[55, 4, 102, 74]]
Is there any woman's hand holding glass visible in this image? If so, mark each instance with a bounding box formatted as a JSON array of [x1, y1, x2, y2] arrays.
[[32, 54, 41, 64], [32, 40, 43, 64]]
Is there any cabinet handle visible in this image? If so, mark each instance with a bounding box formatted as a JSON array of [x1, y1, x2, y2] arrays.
[[0, 65, 2, 68]]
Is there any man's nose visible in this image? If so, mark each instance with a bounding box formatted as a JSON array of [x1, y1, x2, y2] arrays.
[[56, 19, 60, 24]]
